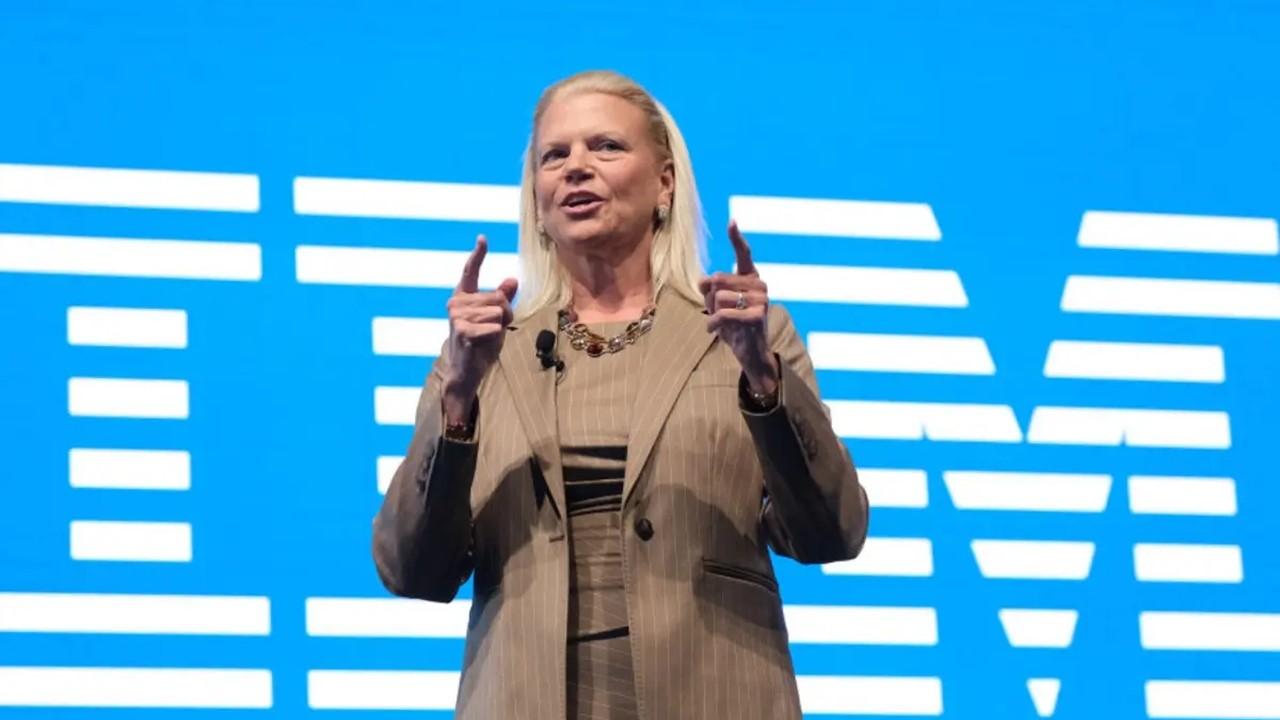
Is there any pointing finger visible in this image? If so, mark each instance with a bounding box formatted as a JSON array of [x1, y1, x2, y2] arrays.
[[729, 220, 756, 275], [457, 234, 488, 293]]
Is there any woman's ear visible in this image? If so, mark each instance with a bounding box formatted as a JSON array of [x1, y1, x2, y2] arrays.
[[658, 158, 675, 209]]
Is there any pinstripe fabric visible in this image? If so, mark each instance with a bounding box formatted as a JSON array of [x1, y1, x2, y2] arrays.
[[567, 629, 639, 719], [558, 319, 643, 718], [373, 287, 870, 720]]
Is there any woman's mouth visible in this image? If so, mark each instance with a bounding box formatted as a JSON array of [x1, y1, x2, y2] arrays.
[[561, 192, 604, 217]]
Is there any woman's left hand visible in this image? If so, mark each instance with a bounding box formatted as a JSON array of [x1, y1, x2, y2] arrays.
[[700, 220, 780, 395]]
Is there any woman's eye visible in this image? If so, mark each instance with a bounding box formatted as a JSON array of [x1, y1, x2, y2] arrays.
[[540, 149, 565, 164], [596, 139, 623, 152]]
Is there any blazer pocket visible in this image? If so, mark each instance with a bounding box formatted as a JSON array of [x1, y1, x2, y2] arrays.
[[686, 368, 742, 389], [701, 558, 779, 595]]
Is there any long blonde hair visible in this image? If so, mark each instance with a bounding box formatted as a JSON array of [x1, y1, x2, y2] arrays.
[[515, 70, 708, 320]]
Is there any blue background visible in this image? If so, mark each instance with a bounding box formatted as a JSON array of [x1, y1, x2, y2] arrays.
[[1, 1, 1278, 717]]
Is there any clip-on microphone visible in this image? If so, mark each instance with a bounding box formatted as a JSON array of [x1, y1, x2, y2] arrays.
[[535, 330, 565, 373]]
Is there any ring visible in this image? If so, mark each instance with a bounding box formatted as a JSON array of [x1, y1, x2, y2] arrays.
[[735, 291, 747, 310]]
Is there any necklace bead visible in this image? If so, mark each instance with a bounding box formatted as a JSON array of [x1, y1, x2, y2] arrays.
[[558, 305, 656, 357]]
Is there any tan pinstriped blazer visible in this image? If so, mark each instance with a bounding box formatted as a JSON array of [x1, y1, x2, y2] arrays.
[[373, 287, 869, 720]]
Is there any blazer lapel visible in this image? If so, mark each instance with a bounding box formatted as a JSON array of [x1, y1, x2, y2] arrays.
[[497, 304, 567, 532], [623, 287, 717, 507]]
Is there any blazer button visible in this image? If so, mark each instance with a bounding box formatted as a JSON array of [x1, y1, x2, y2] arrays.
[[634, 517, 654, 541]]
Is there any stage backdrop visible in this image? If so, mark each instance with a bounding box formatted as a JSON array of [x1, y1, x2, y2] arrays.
[[1, 2, 1278, 718]]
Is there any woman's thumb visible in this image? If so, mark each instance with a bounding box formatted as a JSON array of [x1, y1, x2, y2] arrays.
[[498, 277, 519, 303]]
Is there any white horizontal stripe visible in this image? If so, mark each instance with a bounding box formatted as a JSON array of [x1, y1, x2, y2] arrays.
[[823, 537, 933, 577], [1078, 210, 1279, 255], [67, 307, 188, 348], [1027, 406, 1231, 449], [70, 521, 191, 562], [294, 176, 519, 222], [67, 377, 189, 419], [972, 540, 1095, 580], [1134, 543, 1243, 583], [1044, 340, 1224, 383], [376, 455, 403, 494], [729, 195, 941, 241], [998, 609, 1079, 648], [828, 400, 1023, 443], [305, 597, 934, 646], [0, 163, 259, 212], [309, 671, 943, 714], [0, 593, 268, 635], [808, 332, 995, 375], [1129, 476, 1237, 516], [0, 667, 272, 708], [1142, 611, 1280, 652], [1146, 680, 1280, 718], [69, 448, 190, 491], [308, 670, 459, 710], [0, 233, 261, 281], [372, 316, 449, 356], [1027, 679, 1061, 718], [858, 468, 929, 508], [756, 262, 968, 307], [785, 605, 937, 646], [296, 245, 519, 288], [306, 597, 469, 638], [798, 675, 944, 716], [374, 386, 419, 426], [944, 471, 1111, 512], [1061, 275, 1280, 320]]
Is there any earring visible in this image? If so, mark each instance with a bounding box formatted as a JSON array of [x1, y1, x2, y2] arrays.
[[656, 205, 670, 225]]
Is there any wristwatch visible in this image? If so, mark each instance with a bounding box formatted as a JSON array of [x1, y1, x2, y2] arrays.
[[443, 401, 478, 442], [740, 374, 780, 412], [444, 419, 475, 441]]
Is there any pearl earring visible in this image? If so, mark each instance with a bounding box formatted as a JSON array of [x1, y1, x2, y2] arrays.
[[656, 205, 670, 225]]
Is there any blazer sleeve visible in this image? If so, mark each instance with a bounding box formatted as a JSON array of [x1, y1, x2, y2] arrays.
[[371, 342, 479, 602], [742, 304, 870, 564]]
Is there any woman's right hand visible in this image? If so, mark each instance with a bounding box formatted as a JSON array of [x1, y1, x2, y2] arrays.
[[442, 234, 519, 424]]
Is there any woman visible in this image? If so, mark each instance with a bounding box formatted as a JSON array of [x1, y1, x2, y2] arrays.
[[373, 70, 868, 720]]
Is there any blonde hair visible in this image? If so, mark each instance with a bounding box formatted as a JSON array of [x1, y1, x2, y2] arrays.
[[515, 70, 708, 320]]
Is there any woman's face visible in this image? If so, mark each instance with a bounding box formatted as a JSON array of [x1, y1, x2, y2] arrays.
[[534, 91, 673, 257]]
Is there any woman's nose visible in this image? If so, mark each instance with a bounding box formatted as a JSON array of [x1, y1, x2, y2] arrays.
[[563, 146, 593, 181]]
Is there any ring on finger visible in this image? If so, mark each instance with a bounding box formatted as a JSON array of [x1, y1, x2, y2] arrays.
[[735, 291, 747, 310]]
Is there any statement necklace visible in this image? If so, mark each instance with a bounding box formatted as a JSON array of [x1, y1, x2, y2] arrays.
[[558, 305, 656, 358]]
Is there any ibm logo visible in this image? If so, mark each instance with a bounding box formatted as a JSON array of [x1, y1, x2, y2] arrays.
[[1, 162, 1277, 717]]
